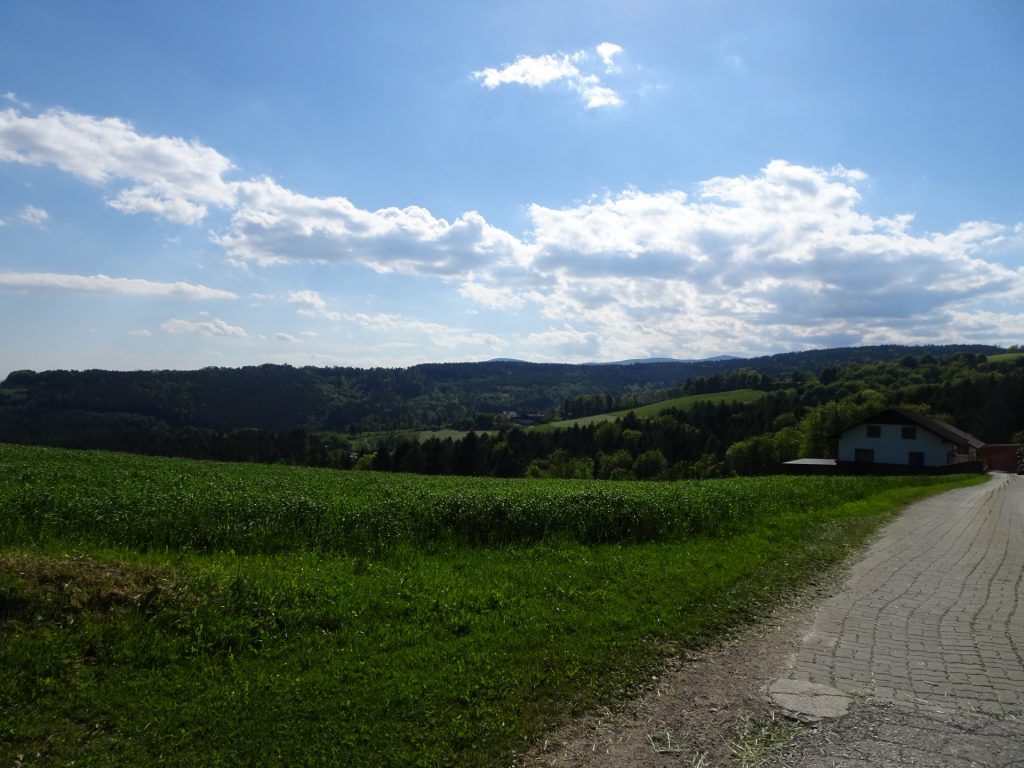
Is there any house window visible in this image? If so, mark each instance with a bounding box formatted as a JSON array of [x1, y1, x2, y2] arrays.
[[908, 451, 925, 466], [855, 448, 875, 464], [866, 425, 881, 438], [901, 426, 917, 440]]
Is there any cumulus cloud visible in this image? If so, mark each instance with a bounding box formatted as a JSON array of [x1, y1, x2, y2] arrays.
[[161, 317, 247, 337], [3, 100, 1022, 360], [472, 43, 625, 109], [18, 204, 48, 226], [219, 177, 527, 273], [216, 158, 1023, 359], [0, 107, 236, 224], [274, 332, 297, 342], [506, 160, 1024, 357], [473, 52, 582, 89], [0, 271, 238, 300]]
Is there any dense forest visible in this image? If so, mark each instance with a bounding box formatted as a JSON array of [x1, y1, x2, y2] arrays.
[[1, 345, 1020, 479], [0, 343, 999, 431]]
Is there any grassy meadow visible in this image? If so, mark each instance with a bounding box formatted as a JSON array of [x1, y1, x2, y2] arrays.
[[0, 443, 984, 766], [531, 388, 765, 431]]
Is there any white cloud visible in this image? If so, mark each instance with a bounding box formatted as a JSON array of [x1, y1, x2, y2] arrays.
[[274, 332, 297, 342], [524, 327, 601, 358], [130, 329, 152, 337], [2, 100, 1022, 361], [574, 80, 623, 109], [287, 289, 342, 321], [596, 42, 623, 72], [0, 271, 238, 300], [219, 177, 527, 274], [0, 107, 236, 224], [347, 311, 506, 350], [212, 158, 1024, 360], [473, 52, 582, 89], [3, 92, 31, 109], [472, 44, 625, 109], [503, 160, 1024, 358], [19, 204, 48, 226], [161, 317, 247, 337], [457, 281, 529, 310]]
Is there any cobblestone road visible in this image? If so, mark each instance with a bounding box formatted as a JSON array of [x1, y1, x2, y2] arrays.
[[767, 473, 1024, 766]]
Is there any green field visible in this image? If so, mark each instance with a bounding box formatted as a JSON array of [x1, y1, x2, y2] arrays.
[[987, 351, 1024, 363], [534, 388, 765, 431], [0, 443, 983, 766]]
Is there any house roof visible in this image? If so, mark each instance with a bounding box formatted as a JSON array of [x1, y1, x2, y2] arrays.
[[841, 407, 985, 451]]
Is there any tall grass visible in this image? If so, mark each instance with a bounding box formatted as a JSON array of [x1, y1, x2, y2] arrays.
[[0, 443, 985, 767], [0, 443, 964, 553]]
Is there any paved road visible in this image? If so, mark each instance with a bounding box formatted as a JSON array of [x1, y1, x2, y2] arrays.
[[766, 473, 1024, 766]]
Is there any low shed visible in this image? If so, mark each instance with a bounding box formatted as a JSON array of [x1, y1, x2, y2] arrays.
[[978, 444, 1024, 473]]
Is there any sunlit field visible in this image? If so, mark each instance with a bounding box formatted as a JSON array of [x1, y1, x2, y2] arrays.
[[0, 444, 982, 766]]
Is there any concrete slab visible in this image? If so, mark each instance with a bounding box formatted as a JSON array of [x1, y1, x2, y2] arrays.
[[764, 678, 853, 722]]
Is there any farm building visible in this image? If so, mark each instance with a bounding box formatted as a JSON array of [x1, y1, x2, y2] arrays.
[[785, 407, 986, 475], [836, 408, 983, 469]]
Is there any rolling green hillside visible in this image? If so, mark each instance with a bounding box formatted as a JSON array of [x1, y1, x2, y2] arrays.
[[534, 388, 765, 431]]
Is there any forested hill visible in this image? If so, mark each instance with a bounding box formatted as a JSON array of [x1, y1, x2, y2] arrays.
[[0, 344, 1003, 436]]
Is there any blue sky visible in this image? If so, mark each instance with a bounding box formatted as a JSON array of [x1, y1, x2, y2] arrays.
[[1, 1, 1022, 377]]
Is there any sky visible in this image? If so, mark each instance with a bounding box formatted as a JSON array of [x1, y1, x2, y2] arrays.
[[1, 1, 1023, 378]]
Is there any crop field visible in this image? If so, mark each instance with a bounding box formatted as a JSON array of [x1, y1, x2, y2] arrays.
[[0, 443, 983, 766]]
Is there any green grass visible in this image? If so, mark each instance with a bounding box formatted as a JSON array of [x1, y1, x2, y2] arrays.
[[533, 388, 765, 431], [0, 443, 984, 767], [987, 351, 1024, 363]]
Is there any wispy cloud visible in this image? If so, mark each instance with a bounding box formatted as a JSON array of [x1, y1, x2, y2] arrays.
[[19, 204, 48, 226], [287, 289, 342, 321], [472, 43, 626, 109], [3, 92, 31, 109], [346, 311, 506, 350], [0, 271, 238, 300], [161, 317, 247, 337]]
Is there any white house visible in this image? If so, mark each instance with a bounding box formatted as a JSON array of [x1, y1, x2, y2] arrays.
[[837, 408, 983, 469]]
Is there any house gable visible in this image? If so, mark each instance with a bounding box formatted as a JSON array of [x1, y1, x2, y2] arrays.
[[836, 408, 981, 468]]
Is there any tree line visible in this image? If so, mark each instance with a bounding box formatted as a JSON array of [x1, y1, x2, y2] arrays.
[[1, 347, 1020, 478]]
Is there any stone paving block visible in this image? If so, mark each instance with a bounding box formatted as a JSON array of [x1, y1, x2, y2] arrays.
[[782, 474, 1024, 718]]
